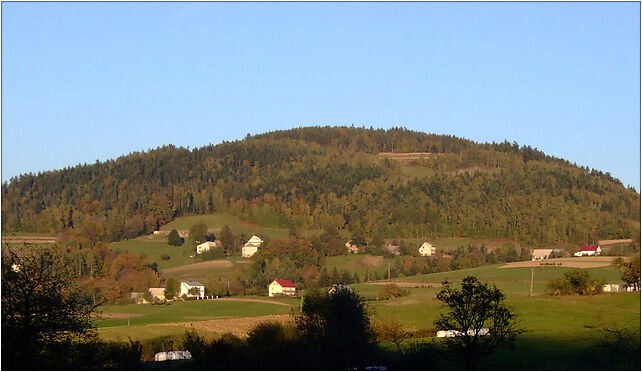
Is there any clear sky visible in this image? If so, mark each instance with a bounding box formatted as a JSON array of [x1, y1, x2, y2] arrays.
[[2, 2, 640, 190]]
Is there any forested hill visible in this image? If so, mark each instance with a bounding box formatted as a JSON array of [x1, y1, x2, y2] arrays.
[[2, 126, 639, 246]]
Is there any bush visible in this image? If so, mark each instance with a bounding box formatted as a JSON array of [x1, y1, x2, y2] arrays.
[[160, 253, 170, 261], [378, 283, 409, 299], [167, 229, 184, 246], [546, 269, 605, 296]]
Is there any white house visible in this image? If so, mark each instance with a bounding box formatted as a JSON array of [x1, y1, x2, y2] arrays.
[[418, 242, 436, 256], [532, 249, 553, 261], [573, 245, 601, 257], [196, 241, 219, 255], [268, 279, 297, 297], [148, 287, 166, 301], [437, 328, 489, 338], [242, 235, 263, 258], [180, 281, 205, 298]]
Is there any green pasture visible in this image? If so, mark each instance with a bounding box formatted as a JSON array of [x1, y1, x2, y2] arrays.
[[109, 238, 196, 270], [96, 298, 297, 328], [160, 259, 250, 283]]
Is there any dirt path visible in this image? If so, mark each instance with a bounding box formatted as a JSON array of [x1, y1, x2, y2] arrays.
[[164, 314, 293, 337], [500, 256, 615, 269]]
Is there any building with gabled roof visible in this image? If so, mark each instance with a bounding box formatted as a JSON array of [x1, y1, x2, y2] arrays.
[[573, 245, 601, 257], [242, 235, 263, 257], [268, 279, 296, 297], [180, 281, 205, 298], [418, 242, 436, 256]]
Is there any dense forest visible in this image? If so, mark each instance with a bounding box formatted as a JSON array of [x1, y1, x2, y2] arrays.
[[2, 126, 639, 247]]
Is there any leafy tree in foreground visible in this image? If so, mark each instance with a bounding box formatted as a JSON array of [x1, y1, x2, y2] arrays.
[[296, 287, 374, 369], [434, 276, 521, 370], [1, 248, 98, 369], [167, 229, 183, 246], [611, 253, 640, 291]]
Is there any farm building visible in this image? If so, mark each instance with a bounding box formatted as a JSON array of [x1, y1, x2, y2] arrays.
[[345, 241, 359, 254], [130, 292, 148, 304], [418, 242, 436, 256], [242, 235, 263, 257], [180, 281, 205, 298], [603, 283, 639, 292], [154, 351, 192, 362], [437, 328, 489, 338], [268, 279, 297, 297], [148, 287, 166, 300], [573, 245, 601, 257], [532, 249, 553, 260], [196, 241, 220, 255]]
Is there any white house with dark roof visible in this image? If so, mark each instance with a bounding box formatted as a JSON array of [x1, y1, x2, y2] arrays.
[[180, 281, 205, 298]]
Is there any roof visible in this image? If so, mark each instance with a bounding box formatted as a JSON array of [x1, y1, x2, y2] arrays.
[[532, 249, 553, 255], [273, 279, 296, 288], [182, 281, 204, 287], [581, 245, 600, 252]]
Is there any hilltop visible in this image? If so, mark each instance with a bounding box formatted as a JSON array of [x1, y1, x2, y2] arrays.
[[2, 126, 639, 247]]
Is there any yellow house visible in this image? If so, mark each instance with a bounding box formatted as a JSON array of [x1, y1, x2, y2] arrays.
[[268, 279, 297, 297]]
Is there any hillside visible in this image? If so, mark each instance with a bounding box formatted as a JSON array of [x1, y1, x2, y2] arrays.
[[2, 126, 639, 247]]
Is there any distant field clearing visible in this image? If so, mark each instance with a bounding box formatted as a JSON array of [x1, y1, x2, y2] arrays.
[[1, 236, 58, 244], [500, 256, 615, 269], [598, 239, 633, 245], [161, 259, 236, 274]]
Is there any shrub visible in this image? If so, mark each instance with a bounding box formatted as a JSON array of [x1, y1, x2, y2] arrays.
[[546, 269, 604, 296], [378, 283, 409, 299]]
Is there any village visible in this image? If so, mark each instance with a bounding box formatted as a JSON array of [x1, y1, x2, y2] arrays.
[[131, 235, 637, 305]]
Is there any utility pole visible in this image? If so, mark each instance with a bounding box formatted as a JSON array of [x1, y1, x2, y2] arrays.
[[388, 264, 391, 282], [530, 268, 534, 297]]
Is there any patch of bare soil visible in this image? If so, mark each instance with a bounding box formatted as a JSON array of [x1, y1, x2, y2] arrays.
[[167, 314, 293, 337], [500, 256, 615, 269], [358, 255, 383, 267], [161, 260, 234, 274], [100, 313, 144, 319]]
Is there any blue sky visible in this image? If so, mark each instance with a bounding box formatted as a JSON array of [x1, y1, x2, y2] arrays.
[[2, 2, 640, 190]]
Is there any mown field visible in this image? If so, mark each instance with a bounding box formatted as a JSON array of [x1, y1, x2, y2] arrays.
[[97, 297, 299, 328]]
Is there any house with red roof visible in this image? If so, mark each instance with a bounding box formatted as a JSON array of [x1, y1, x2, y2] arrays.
[[573, 245, 601, 257], [268, 279, 297, 297]]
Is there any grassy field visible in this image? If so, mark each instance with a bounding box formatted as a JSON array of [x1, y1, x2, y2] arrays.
[[96, 297, 298, 328]]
